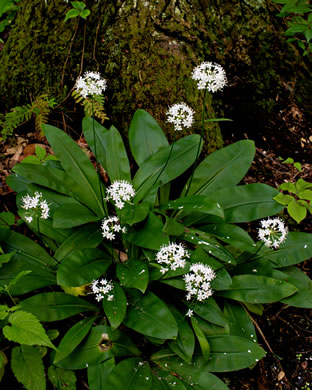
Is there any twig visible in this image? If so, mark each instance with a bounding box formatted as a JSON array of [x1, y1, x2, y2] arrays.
[[61, 20, 80, 90], [93, 19, 101, 70]]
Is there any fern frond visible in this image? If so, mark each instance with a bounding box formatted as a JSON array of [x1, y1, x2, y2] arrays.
[[72, 91, 108, 124]]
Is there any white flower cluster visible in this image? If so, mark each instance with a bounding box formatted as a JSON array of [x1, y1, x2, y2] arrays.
[[21, 192, 50, 223], [258, 217, 288, 249], [192, 62, 227, 92], [105, 180, 136, 209], [101, 216, 126, 240], [166, 103, 194, 131], [75, 71, 107, 98], [184, 263, 216, 302], [91, 278, 114, 302], [156, 242, 190, 274]]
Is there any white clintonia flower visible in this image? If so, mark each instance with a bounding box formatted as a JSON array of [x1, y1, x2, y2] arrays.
[[75, 71, 107, 98], [156, 242, 190, 274], [105, 180, 136, 209], [186, 309, 193, 317], [101, 216, 126, 241], [258, 217, 288, 249], [91, 278, 114, 302], [191, 62, 227, 92], [184, 263, 216, 302], [166, 103, 194, 131], [21, 192, 50, 223]]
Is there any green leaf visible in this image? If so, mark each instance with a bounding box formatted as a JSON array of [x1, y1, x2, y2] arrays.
[[11, 345, 45, 390], [105, 358, 152, 390], [223, 301, 257, 342], [71, 1, 86, 10], [117, 259, 149, 293], [163, 216, 185, 236], [35, 145, 46, 160], [0, 211, 15, 229], [298, 189, 312, 201], [287, 199, 307, 223], [162, 196, 224, 219], [152, 367, 187, 390], [206, 183, 284, 223], [105, 126, 131, 181], [48, 366, 76, 390], [54, 224, 102, 263], [57, 248, 111, 287], [124, 290, 178, 339], [54, 316, 97, 364], [152, 353, 229, 390], [192, 298, 228, 327], [279, 266, 312, 308], [199, 223, 256, 253], [55, 326, 140, 370], [80, 8, 90, 19], [183, 140, 255, 197], [279, 182, 297, 193], [64, 8, 80, 21], [168, 306, 195, 363], [3, 311, 56, 349], [0, 229, 56, 294], [20, 292, 98, 322], [217, 275, 298, 303], [134, 135, 200, 203], [273, 192, 294, 205], [82, 116, 109, 170], [129, 109, 169, 166], [53, 203, 100, 228], [262, 232, 312, 267], [102, 283, 127, 330], [191, 316, 210, 362], [205, 335, 266, 371], [183, 229, 235, 265], [42, 124, 104, 215], [126, 212, 169, 250], [88, 358, 115, 390], [0, 252, 15, 268], [13, 163, 75, 198], [119, 202, 149, 226]]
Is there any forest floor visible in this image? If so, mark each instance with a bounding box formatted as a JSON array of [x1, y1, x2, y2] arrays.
[[0, 117, 311, 389]]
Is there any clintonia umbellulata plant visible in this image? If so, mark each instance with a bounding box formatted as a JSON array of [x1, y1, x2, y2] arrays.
[[1, 90, 312, 390]]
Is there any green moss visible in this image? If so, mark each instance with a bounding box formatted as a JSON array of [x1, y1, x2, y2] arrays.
[[0, 0, 311, 153]]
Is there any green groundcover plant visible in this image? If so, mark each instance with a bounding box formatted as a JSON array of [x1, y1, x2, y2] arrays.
[[0, 67, 312, 390]]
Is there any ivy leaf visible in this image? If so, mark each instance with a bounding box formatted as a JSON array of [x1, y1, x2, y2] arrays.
[[35, 145, 46, 161], [11, 345, 46, 390], [48, 366, 76, 390], [273, 193, 294, 206], [3, 311, 56, 350]]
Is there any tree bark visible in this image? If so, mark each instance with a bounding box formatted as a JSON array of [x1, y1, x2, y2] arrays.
[[0, 0, 311, 155]]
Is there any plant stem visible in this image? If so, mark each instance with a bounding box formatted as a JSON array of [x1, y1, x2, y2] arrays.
[[92, 98, 107, 216], [153, 132, 176, 186], [184, 88, 207, 197]]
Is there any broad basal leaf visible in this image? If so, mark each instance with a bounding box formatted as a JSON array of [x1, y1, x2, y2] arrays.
[[124, 290, 178, 339], [105, 358, 152, 390], [20, 292, 98, 322], [129, 109, 169, 166], [116, 259, 149, 293]]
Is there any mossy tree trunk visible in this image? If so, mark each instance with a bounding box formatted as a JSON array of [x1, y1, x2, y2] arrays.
[[1, 0, 311, 154]]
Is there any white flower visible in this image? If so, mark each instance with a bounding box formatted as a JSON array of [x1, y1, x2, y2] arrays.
[[156, 242, 189, 274], [75, 71, 107, 98], [91, 278, 114, 302], [191, 62, 227, 92], [21, 192, 50, 222], [258, 217, 288, 249], [184, 263, 216, 302], [105, 180, 136, 209], [186, 309, 193, 317], [166, 103, 194, 131], [101, 216, 124, 241]]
